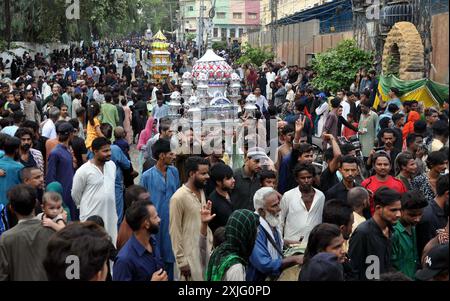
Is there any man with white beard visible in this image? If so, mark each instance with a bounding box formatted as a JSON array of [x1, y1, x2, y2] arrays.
[[246, 187, 304, 281]]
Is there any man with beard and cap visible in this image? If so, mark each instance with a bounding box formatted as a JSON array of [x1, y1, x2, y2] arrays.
[[72, 137, 118, 244], [113, 200, 168, 281], [169, 156, 213, 281], [247, 187, 303, 281], [348, 187, 402, 280]]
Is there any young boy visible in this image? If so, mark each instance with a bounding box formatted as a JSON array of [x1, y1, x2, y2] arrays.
[[113, 126, 130, 159], [37, 191, 67, 232], [275, 124, 294, 172], [391, 191, 428, 280], [260, 169, 277, 188], [113, 126, 138, 187]]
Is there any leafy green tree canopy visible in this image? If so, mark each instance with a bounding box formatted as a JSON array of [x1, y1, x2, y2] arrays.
[[236, 44, 274, 68], [311, 39, 374, 93]]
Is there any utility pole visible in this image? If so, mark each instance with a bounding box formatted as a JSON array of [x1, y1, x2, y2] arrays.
[[180, 1, 185, 47], [4, 0, 11, 49], [169, 3, 174, 34], [198, 0, 205, 56], [270, 0, 278, 53], [206, 0, 216, 50]]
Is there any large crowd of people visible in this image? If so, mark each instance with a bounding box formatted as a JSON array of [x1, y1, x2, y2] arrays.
[[0, 39, 448, 282]]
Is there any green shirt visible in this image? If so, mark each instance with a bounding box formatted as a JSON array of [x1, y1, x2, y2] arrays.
[[100, 103, 119, 129], [396, 174, 412, 191], [391, 221, 419, 279]]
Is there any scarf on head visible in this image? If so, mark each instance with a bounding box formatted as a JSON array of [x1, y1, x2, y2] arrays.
[[137, 116, 156, 150], [402, 111, 420, 141], [205, 209, 259, 281]]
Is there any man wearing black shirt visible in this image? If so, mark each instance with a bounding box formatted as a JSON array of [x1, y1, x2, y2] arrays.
[[416, 174, 449, 258], [348, 187, 402, 280], [208, 163, 236, 234], [231, 148, 263, 211], [122, 61, 133, 86], [326, 155, 360, 203], [319, 134, 342, 193], [68, 118, 87, 170], [391, 113, 404, 151]]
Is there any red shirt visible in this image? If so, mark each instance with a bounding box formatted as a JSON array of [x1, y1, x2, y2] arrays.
[[361, 175, 407, 215], [343, 122, 358, 139]]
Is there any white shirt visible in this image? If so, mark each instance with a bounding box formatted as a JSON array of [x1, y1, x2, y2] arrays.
[[93, 89, 105, 103], [286, 90, 295, 102], [72, 161, 118, 246], [278, 67, 288, 81], [71, 98, 82, 118], [255, 95, 269, 113], [41, 119, 57, 139], [42, 82, 52, 100], [237, 68, 244, 80], [224, 263, 246, 281], [341, 99, 351, 120], [266, 72, 276, 85], [280, 187, 325, 244]]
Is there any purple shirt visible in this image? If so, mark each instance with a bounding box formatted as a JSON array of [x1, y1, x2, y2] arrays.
[[46, 144, 76, 219]]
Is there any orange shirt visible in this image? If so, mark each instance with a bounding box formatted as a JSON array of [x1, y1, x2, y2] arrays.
[[85, 117, 101, 150]]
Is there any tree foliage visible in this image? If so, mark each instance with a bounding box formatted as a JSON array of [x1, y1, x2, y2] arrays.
[[212, 41, 227, 51], [185, 33, 196, 42], [0, 0, 175, 45], [311, 39, 374, 93], [236, 44, 274, 68]]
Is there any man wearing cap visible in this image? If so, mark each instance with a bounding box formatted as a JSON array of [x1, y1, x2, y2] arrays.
[[230, 147, 264, 211], [46, 122, 77, 220], [415, 243, 449, 281]]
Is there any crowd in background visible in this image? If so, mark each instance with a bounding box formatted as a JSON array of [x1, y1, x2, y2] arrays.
[[0, 39, 448, 282]]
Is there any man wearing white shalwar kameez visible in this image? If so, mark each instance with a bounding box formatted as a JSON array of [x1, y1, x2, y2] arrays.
[[72, 138, 118, 245]]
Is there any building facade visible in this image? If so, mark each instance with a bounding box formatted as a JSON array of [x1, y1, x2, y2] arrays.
[[260, 0, 326, 28], [177, 0, 260, 42]]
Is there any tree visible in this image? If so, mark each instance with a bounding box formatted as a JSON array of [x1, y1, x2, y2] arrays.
[[3, 0, 11, 48], [185, 33, 196, 42], [0, 0, 176, 46], [212, 41, 227, 52], [236, 44, 274, 68], [311, 39, 374, 93]]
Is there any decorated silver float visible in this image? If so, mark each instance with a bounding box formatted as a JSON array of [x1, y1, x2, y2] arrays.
[[177, 49, 244, 127]]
